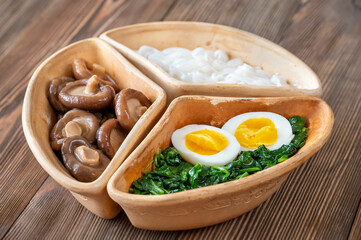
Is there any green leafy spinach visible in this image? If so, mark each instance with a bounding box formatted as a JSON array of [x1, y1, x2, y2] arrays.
[[130, 116, 309, 195]]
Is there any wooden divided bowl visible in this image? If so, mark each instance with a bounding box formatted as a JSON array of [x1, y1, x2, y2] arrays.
[[107, 96, 333, 230], [101, 22, 322, 103], [22, 38, 166, 219]]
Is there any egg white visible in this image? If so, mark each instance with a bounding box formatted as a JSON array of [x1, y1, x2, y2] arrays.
[[171, 124, 241, 166], [222, 112, 294, 151]]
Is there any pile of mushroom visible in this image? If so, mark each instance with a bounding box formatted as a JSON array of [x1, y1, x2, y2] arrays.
[[47, 58, 151, 182]]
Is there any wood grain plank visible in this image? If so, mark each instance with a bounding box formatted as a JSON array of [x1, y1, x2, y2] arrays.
[[163, 0, 361, 239], [0, 0, 102, 108], [251, 2, 361, 238], [3, 177, 184, 239], [0, 0, 51, 56], [1, 0, 177, 239], [349, 201, 361, 240], [71, 0, 177, 41], [0, 0, 109, 237], [163, 0, 303, 43], [1, 0, 361, 239]]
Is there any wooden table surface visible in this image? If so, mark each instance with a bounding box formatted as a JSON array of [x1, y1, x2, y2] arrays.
[[1, 0, 360, 239]]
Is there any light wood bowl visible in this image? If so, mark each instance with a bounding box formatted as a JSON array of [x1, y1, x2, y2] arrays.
[[100, 22, 322, 103], [22, 38, 166, 219], [107, 96, 333, 230]]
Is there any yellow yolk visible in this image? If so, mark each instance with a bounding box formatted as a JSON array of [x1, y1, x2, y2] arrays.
[[185, 129, 229, 155], [234, 117, 277, 149]]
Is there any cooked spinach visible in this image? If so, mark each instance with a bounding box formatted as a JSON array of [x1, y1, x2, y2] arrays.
[[130, 116, 309, 195]]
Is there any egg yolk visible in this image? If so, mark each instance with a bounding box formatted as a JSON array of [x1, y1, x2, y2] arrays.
[[235, 117, 277, 149], [185, 129, 229, 155]]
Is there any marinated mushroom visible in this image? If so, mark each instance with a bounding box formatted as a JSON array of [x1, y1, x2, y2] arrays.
[[50, 109, 99, 151], [96, 119, 127, 158], [93, 110, 116, 125], [115, 88, 151, 132], [61, 136, 110, 182], [72, 58, 120, 92], [56, 112, 65, 121], [48, 76, 74, 112], [58, 75, 115, 111]]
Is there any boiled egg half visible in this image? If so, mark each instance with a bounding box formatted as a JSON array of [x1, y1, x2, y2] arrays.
[[171, 125, 241, 166], [222, 112, 294, 151]]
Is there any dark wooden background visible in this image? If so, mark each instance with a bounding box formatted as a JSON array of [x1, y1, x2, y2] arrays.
[[0, 0, 360, 239]]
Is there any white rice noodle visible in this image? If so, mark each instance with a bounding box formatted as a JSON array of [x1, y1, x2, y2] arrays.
[[137, 46, 292, 87]]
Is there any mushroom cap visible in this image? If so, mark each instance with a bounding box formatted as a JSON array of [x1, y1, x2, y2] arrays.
[[58, 79, 115, 111], [48, 76, 74, 112], [96, 119, 127, 158], [93, 110, 116, 126], [103, 74, 120, 93], [72, 58, 120, 92], [112, 92, 119, 110], [61, 136, 110, 182], [73, 58, 102, 80], [50, 109, 99, 151], [115, 88, 151, 132]]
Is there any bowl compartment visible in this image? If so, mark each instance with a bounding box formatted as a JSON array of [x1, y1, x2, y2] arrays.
[[107, 96, 333, 230], [22, 38, 166, 218], [101, 22, 322, 103]]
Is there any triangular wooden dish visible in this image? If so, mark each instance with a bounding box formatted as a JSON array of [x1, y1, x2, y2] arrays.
[[107, 95, 333, 230], [22, 38, 166, 218], [101, 22, 322, 103]]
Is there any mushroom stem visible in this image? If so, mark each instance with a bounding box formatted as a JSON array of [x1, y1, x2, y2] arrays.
[[74, 146, 100, 165], [135, 106, 148, 118], [64, 121, 83, 137], [85, 75, 99, 94]]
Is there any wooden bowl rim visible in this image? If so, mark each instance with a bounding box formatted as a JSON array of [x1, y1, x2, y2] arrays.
[[22, 38, 166, 193], [107, 95, 333, 205]]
